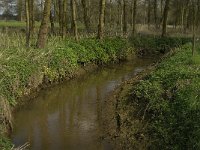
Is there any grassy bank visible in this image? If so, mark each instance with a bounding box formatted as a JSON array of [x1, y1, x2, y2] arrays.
[[115, 43, 200, 149], [130, 36, 191, 56], [0, 33, 131, 149]]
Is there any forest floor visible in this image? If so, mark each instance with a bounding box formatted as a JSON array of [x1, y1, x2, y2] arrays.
[[104, 42, 200, 149]]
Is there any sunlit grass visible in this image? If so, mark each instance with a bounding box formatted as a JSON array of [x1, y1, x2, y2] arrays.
[[0, 20, 41, 27]]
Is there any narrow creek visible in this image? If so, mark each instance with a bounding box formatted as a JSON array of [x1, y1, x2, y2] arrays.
[[11, 57, 154, 150]]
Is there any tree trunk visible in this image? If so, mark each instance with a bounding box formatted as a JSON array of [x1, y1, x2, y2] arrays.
[[58, 0, 64, 37], [192, 0, 197, 56], [162, 0, 170, 37], [147, 0, 151, 29], [132, 0, 137, 36], [109, 0, 112, 28], [25, 0, 30, 47], [123, 0, 127, 35], [17, 0, 23, 21], [71, 0, 78, 41], [37, 0, 51, 48], [81, 0, 90, 32], [117, 0, 123, 33], [154, 0, 158, 28], [29, 0, 34, 37], [50, 5, 55, 34], [160, 0, 164, 27], [196, 0, 200, 29], [181, 7, 184, 33], [97, 0, 106, 40], [63, 0, 67, 36]]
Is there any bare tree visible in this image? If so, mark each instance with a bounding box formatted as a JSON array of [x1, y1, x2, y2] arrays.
[[71, 0, 78, 41], [25, 0, 30, 47], [162, 0, 170, 37], [37, 0, 51, 48], [58, 0, 64, 37], [81, 0, 90, 32], [132, 0, 137, 36], [63, 0, 67, 36], [123, 0, 127, 35], [154, 0, 158, 28], [97, 0, 106, 39]]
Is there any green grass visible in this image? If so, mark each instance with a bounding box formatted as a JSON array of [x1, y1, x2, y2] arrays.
[[0, 136, 12, 150], [0, 20, 42, 28], [0, 20, 87, 30], [120, 43, 200, 149]]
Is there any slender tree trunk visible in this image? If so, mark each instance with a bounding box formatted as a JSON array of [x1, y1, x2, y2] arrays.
[[159, 0, 164, 27], [25, 0, 30, 47], [162, 0, 170, 37], [131, 2, 134, 27], [71, 0, 78, 41], [58, 0, 63, 37], [154, 0, 158, 28], [97, 0, 106, 40], [196, 0, 200, 29], [181, 7, 184, 33], [187, 6, 192, 30], [123, 0, 127, 35], [40, 0, 43, 20], [81, 0, 90, 32], [37, 0, 51, 48], [50, 5, 55, 34], [147, 0, 151, 29], [29, 0, 34, 37], [109, 0, 112, 28], [132, 0, 137, 36], [63, 0, 67, 36], [18, 0, 23, 21], [192, 0, 197, 56], [117, 0, 123, 33]]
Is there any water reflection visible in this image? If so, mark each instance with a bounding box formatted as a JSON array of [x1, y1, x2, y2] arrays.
[[12, 58, 153, 150]]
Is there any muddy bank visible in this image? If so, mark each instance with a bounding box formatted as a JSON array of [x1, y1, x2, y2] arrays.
[[14, 63, 98, 110], [103, 64, 156, 149], [102, 50, 174, 149], [104, 43, 200, 149]]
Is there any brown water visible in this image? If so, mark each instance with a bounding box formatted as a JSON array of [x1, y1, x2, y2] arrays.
[[11, 58, 153, 150]]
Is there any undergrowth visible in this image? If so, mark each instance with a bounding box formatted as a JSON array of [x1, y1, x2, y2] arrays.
[[130, 36, 191, 55], [121, 43, 200, 149]]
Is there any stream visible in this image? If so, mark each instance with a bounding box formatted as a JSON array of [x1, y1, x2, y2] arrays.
[[11, 57, 154, 150]]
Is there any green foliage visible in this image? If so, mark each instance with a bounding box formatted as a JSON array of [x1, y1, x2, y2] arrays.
[[78, 37, 129, 64], [101, 37, 130, 61], [0, 34, 130, 105], [128, 43, 200, 149], [0, 136, 13, 150], [130, 36, 191, 54], [45, 46, 78, 81]]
